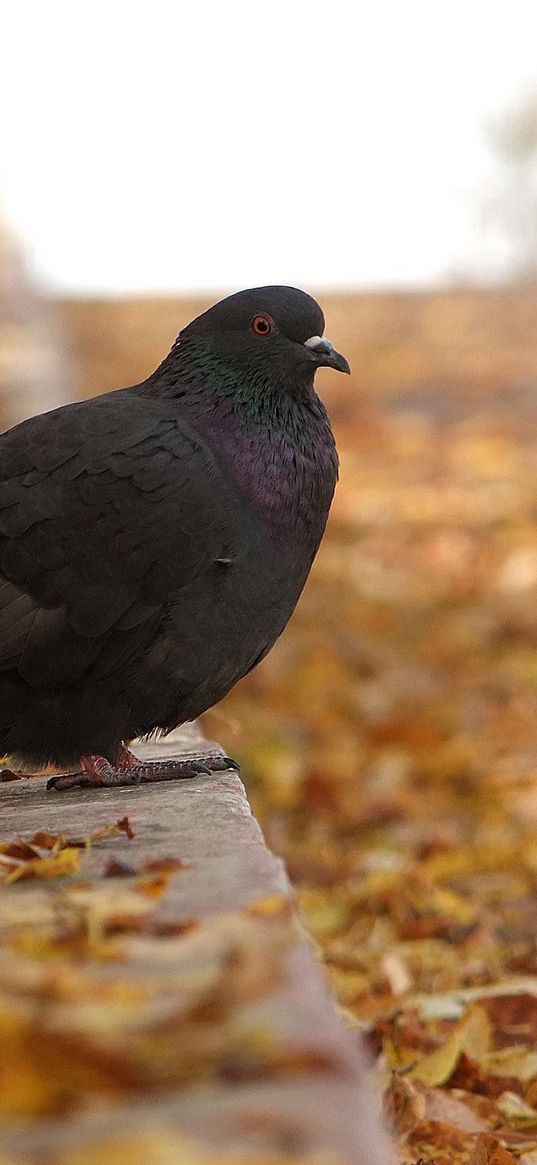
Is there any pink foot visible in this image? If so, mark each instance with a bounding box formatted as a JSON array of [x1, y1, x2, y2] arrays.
[[47, 746, 239, 792]]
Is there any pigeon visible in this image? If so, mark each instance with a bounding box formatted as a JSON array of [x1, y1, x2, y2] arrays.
[[0, 286, 349, 791]]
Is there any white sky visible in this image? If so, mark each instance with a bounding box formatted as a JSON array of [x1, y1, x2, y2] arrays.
[[0, 0, 536, 294]]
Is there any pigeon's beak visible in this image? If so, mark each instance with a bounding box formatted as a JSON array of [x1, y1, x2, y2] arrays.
[[304, 335, 351, 374]]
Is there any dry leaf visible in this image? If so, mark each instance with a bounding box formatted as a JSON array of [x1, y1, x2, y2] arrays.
[[423, 1088, 490, 1133], [384, 1073, 426, 1134], [496, 1092, 537, 1130], [468, 1132, 517, 1164], [3, 846, 81, 883], [482, 1048, 537, 1082], [409, 1006, 492, 1087]]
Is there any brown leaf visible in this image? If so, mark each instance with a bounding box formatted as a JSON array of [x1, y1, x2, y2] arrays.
[[468, 1132, 517, 1164], [117, 816, 135, 840], [481, 994, 537, 1049], [136, 874, 171, 898], [0, 841, 40, 860], [30, 830, 63, 850], [103, 858, 137, 878], [406, 1118, 474, 1164], [140, 856, 189, 873], [384, 1073, 425, 1135], [3, 847, 81, 883]]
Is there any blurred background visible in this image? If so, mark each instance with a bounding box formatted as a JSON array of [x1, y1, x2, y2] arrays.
[[3, 0, 537, 988]]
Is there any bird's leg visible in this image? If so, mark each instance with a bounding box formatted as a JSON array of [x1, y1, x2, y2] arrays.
[[113, 745, 240, 784], [46, 755, 123, 792], [47, 746, 240, 791], [115, 744, 140, 771]]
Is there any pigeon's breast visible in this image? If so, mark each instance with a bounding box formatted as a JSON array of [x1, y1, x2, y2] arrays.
[[147, 515, 304, 725], [181, 392, 338, 551], [139, 395, 338, 725]]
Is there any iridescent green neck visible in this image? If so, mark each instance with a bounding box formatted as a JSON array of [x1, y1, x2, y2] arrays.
[[143, 337, 339, 547], [149, 336, 315, 430]]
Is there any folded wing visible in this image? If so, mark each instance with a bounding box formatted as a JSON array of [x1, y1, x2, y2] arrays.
[[0, 392, 240, 688]]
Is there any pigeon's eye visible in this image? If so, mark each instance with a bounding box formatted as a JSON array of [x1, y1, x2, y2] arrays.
[[252, 315, 272, 336]]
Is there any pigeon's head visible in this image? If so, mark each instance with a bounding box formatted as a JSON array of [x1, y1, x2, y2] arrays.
[[178, 286, 350, 394]]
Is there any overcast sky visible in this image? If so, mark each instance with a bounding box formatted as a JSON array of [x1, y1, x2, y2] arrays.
[[1, 0, 536, 294]]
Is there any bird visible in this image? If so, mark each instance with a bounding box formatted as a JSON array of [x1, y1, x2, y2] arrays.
[[0, 285, 349, 791]]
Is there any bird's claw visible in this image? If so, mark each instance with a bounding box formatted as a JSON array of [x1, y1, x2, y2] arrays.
[[47, 751, 240, 792]]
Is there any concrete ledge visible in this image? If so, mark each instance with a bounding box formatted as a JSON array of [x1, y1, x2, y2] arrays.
[[0, 725, 391, 1164]]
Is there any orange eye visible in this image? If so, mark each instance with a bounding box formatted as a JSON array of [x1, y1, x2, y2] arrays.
[[252, 315, 272, 336]]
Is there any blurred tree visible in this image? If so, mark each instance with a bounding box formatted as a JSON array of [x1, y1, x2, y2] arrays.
[[0, 218, 70, 430], [483, 91, 537, 281]]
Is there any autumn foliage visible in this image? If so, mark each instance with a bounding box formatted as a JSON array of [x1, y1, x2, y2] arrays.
[[2, 287, 537, 1162], [203, 295, 537, 1165]]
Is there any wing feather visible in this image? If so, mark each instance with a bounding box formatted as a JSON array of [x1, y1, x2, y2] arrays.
[[0, 391, 241, 687]]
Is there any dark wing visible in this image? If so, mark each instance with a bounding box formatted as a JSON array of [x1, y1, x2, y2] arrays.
[[0, 391, 240, 687]]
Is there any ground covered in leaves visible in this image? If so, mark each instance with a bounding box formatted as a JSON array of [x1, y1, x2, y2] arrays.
[[212, 396, 537, 1165], [3, 287, 537, 1162], [0, 805, 349, 1164]]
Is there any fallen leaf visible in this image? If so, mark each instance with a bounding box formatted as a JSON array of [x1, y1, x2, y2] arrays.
[[405, 1118, 474, 1163], [482, 1048, 537, 1082], [384, 1073, 425, 1134], [140, 857, 189, 873], [103, 858, 137, 878], [423, 1088, 490, 1132], [496, 1092, 537, 1130], [136, 874, 172, 898], [3, 847, 81, 883], [468, 1132, 517, 1164], [409, 1006, 492, 1087]]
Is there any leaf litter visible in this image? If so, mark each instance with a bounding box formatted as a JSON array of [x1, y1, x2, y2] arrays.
[[0, 817, 134, 883], [4, 331, 537, 1160], [213, 401, 537, 1163], [0, 796, 321, 1164]]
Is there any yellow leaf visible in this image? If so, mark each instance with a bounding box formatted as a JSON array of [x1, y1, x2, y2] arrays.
[[483, 1047, 537, 1081], [408, 1029, 465, 1087], [247, 894, 288, 917], [409, 1005, 491, 1086], [4, 847, 80, 883], [497, 1091, 537, 1130], [460, 1004, 493, 1061], [328, 967, 370, 1004]]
